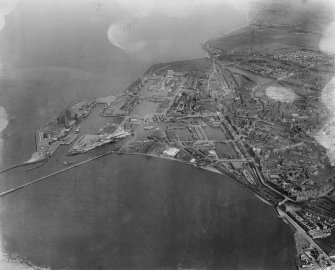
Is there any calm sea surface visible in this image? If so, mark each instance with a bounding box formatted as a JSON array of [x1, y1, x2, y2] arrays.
[[0, 1, 296, 269], [0, 155, 296, 270]]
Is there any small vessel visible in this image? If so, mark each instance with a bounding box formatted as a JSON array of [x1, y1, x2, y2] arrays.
[[61, 160, 74, 166]]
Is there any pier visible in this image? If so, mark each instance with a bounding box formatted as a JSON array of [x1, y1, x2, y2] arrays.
[[0, 151, 113, 198]]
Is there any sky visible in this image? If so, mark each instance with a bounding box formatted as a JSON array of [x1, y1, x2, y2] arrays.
[[0, 0, 251, 65], [106, 0, 250, 53], [2, 0, 335, 55]]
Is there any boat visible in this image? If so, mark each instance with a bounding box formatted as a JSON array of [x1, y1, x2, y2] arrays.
[[61, 160, 74, 166]]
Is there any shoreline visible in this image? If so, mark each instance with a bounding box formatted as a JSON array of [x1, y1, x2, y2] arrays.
[[114, 151, 276, 206], [0, 149, 272, 208], [2, 26, 329, 269]]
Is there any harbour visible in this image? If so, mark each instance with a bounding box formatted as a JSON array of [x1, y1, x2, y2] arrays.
[[0, 1, 298, 269]]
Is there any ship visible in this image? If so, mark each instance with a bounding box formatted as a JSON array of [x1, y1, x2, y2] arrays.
[[61, 160, 74, 166]]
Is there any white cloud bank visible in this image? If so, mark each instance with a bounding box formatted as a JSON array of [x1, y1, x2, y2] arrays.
[[315, 1, 335, 164], [320, 21, 335, 55], [0, 0, 21, 31], [107, 21, 148, 53], [0, 1, 20, 167], [0, 106, 8, 165]]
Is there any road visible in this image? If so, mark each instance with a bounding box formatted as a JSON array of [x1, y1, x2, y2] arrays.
[[277, 207, 331, 262], [207, 58, 217, 92], [214, 158, 250, 163]]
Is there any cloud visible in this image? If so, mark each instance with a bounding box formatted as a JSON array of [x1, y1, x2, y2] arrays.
[[107, 22, 125, 50], [0, 0, 20, 31], [107, 21, 148, 53], [0, 0, 20, 15], [0, 15, 4, 31], [265, 86, 298, 103], [321, 77, 335, 112], [319, 21, 335, 54], [0, 106, 8, 132], [0, 106, 8, 166], [315, 78, 335, 165]]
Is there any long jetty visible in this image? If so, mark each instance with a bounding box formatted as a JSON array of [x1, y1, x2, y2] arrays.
[[0, 151, 112, 198]]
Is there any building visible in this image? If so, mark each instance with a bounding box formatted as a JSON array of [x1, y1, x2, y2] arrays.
[[163, 147, 180, 157], [308, 228, 331, 239], [166, 70, 174, 79]]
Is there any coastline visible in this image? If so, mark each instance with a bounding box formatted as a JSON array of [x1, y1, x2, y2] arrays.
[[0, 57, 322, 270], [0, 148, 273, 213], [0, 59, 300, 270], [0, 1, 309, 268], [113, 151, 276, 206], [0, 149, 297, 270], [2, 23, 329, 270]]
